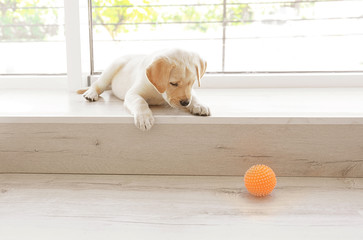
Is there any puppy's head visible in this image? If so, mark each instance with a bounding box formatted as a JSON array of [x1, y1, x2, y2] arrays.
[[146, 49, 207, 109]]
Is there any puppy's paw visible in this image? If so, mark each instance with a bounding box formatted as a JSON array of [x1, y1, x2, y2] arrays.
[[188, 103, 211, 116], [83, 88, 99, 102], [134, 112, 155, 131]]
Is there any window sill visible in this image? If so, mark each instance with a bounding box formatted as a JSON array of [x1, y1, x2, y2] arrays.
[[1, 88, 363, 125], [2, 88, 363, 177]]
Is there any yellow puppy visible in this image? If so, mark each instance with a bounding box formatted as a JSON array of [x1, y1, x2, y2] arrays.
[[78, 48, 210, 131]]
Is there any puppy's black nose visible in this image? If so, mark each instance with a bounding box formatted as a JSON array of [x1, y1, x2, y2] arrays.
[[180, 100, 190, 106]]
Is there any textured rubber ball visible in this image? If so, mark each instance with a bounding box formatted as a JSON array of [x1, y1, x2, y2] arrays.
[[244, 164, 277, 197]]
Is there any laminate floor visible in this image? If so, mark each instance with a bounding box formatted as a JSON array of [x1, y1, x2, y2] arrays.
[[0, 174, 362, 240]]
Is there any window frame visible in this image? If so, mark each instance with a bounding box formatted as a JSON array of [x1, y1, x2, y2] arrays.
[[0, 0, 362, 90]]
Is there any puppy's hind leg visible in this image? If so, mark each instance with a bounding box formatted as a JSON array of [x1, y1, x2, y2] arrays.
[[82, 57, 126, 101]]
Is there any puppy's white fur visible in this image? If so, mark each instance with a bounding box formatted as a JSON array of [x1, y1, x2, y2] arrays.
[[80, 48, 210, 131]]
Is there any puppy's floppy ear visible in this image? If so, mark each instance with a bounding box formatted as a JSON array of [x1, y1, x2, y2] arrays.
[[195, 57, 207, 87], [146, 57, 175, 93]]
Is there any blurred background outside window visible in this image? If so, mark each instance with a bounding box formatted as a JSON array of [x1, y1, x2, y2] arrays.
[[1, 0, 362, 75], [90, 0, 363, 73], [0, 0, 66, 74]]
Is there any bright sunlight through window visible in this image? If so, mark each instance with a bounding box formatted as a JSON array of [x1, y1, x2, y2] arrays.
[[90, 0, 363, 73], [1, 0, 362, 76], [0, 0, 66, 74]]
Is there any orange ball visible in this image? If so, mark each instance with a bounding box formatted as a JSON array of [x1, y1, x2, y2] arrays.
[[244, 164, 277, 197]]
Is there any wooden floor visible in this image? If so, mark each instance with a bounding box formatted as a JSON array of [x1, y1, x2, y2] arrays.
[[0, 174, 362, 240]]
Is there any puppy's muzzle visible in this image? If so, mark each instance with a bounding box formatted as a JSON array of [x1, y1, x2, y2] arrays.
[[180, 100, 190, 107]]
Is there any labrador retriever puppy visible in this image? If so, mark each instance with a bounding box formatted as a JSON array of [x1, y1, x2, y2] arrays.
[[78, 48, 210, 131]]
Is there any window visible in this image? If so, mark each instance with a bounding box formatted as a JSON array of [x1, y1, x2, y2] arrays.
[[90, 0, 363, 73], [0, 0, 66, 75], [1, 0, 362, 89]]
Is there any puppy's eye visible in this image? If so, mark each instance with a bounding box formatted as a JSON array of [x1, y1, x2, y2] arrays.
[[170, 82, 178, 87]]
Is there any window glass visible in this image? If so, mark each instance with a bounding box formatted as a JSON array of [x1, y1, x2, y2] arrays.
[[0, 0, 66, 74], [88, 0, 363, 73]]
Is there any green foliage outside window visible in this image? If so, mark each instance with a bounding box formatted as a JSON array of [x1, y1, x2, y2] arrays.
[[92, 0, 254, 40], [0, 0, 315, 41], [92, 0, 159, 39], [0, 0, 60, 41]]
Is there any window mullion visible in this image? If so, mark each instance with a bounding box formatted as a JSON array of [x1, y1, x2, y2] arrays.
[[64, 0, 83, 91]]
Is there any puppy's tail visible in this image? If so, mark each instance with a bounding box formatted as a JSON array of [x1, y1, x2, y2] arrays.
[[76, 88, 89, 94]]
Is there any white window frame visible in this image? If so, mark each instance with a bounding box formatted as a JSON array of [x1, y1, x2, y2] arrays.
[[0, 0, 362, 90]]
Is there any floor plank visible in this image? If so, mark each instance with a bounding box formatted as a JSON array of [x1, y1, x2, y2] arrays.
[[0, 174, 362, 240]]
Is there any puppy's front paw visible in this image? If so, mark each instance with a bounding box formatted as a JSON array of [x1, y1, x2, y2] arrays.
[[188, 103, 211, 116], [134, 112, 155, 131], [83, 88, 99, 102]]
